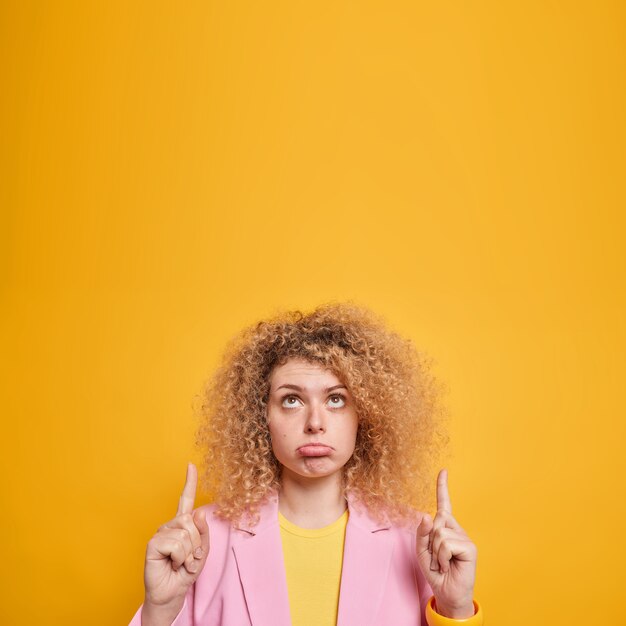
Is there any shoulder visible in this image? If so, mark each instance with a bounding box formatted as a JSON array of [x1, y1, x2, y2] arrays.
[[346, 493, 426, 536], [194, 494, 280, 536], [195, 502, 230, 526], [193, 503, 238, 550]]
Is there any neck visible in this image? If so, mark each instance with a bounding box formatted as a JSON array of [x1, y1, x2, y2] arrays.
[[278, 470, 347, 529]]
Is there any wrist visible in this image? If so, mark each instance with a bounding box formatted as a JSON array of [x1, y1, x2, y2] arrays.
[[432, 597, 475, 619], [426, 596, 483, 625], [142, 597, 185, 626]]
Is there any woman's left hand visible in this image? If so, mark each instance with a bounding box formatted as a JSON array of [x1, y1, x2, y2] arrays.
[[415, 469, 478, 619]]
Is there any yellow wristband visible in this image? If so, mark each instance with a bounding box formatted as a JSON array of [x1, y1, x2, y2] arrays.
[[425, 596, 483, 625]]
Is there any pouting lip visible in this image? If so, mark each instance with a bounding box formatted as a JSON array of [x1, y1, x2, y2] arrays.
[[297, 443, 335, 451], [297, 444, 334, 457]]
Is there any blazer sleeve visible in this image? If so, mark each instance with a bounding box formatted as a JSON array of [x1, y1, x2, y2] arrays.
[[128, 586, 194, 626], [409, 515, 435, 623], [417, 568, 434, 623]]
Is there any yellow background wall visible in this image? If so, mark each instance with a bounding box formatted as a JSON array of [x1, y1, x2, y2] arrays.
[[2, 2, 624, 624]]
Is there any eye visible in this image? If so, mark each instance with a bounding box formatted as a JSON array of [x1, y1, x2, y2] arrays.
[[281, 395, 303, 408], [328, 394, 346, 408]]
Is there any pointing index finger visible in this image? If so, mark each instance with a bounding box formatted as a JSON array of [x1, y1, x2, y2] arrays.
[[436, 468, 452, 514], [177, 462, 198, 516]]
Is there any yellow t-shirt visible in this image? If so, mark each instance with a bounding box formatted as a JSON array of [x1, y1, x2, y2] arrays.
[[278, 509, 349, 626]]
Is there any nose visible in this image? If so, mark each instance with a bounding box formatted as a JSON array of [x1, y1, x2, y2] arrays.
[[305, 402, 326, 434]]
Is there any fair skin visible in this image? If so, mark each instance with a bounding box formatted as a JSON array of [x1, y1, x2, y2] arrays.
[[141, 358, 477, 624], [266, 358, 359, 528]]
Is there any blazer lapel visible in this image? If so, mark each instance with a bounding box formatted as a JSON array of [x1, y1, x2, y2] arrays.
[[231, 494, 292, 626], [336, 497, 394, 626]]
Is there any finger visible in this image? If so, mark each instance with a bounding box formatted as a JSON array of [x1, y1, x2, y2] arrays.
[[147, 535, 188, 571], [193, 507, 211, 558], [183, 552, 199, 575], [437, 468, 452, 515], [183, 510, 210, 577], [425, 541, 440, 574], [164, 513, 203, 557], [415, 513, 434, 573], [158, 528, 194, 563], [430, 527, 464, 566], [177, 462, 198, 516], [429, 511, 465, 570], [437, 538, 453, 574], [434, 509, 465, 533], [429, 511, 447, 571], [435, 536, 477, 574]]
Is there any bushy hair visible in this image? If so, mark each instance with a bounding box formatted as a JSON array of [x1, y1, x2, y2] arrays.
[[196, 301, 447, 525]]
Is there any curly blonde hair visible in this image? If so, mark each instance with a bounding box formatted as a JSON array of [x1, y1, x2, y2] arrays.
[[196, 301, 447, 526]]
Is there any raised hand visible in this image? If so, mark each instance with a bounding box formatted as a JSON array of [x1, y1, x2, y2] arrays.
[[142, 463, 210, 622], [415, 469, 477, 619]]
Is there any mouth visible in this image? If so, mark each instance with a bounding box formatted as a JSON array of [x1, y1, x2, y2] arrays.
[[297, 443, 334, 457]]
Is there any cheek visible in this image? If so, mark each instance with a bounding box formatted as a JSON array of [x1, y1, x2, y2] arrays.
[[347, 417, 359, 447], [271, 429, 288, 440], [267, 420, 289, 445]]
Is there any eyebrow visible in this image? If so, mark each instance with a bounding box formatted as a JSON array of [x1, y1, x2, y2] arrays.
[[274, 384, 347, 393]]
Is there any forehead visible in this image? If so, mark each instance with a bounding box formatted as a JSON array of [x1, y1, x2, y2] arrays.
[[268, 358, 343, 389]]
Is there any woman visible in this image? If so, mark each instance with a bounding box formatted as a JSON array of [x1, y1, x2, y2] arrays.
[[130, 303, 482, 625]]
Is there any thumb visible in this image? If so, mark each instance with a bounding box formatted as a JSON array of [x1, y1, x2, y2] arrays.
[[193, 508, 211, 558], [415, 513, 434, 572]]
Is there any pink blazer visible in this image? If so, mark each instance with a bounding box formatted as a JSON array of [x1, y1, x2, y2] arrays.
[[129, 493, 433, 626]]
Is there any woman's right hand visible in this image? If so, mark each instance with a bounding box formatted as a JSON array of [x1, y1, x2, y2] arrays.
[[142, 463, 210, 621]]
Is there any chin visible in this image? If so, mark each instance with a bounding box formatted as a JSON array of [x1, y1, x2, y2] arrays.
[[299, 457, 345, 477]]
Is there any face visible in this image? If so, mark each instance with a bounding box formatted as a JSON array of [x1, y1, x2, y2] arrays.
[[266, 358, 359, 482]]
